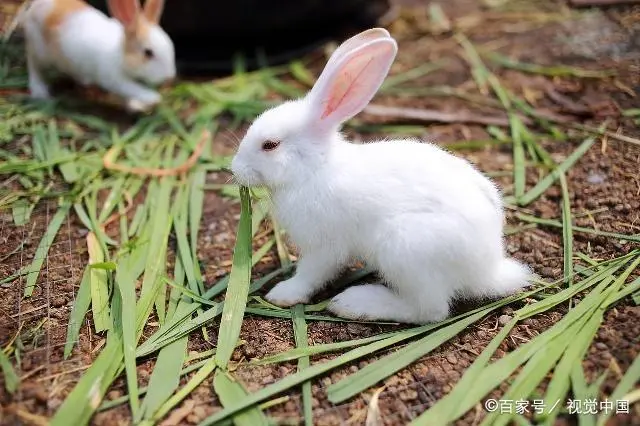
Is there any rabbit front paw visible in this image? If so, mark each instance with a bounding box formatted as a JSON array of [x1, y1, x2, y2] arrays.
[[126, 97, 159, 113], [265, 278, 313, 307]]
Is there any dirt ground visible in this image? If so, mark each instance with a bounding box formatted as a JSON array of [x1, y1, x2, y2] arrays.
[[1, 0, 639, 425]]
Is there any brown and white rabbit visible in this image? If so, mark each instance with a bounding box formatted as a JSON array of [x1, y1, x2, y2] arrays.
[[21, 0, 176, 111]]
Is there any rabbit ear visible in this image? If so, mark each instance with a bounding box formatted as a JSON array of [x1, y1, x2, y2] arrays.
[[142, 0, 165, 24], [323, 28, 391, 71], [307, 38, 397, 130], [108, 0, 141, 32]]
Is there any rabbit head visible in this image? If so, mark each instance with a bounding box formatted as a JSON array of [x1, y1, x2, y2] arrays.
[[109, 0, 176, 85], [231, 28, 398, 189]]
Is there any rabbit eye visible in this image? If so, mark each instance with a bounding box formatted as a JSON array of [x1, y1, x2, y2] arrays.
[[143, 48, 154, 60], [261, 140, 280, 151]]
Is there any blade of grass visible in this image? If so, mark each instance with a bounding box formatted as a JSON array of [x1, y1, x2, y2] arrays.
[[518, 134, 597, 206], [292, 305, 313, 426], [485, 52, 616, 78], [147, 357, 217, 424], [571, 364, 596, 426], [326, 306, 502, 403], [411, 317, 518, 423], [63, 267, 92, 358], [517, 213, 640, 243], [596, 352, 640, 426], [560, 173, 573, 287], [215, 186, 253, 369], [199, 295, 525, 426], [87, 232, 111, 333], [114, 254, 140, 418], [214, 370, 270, 426], [22, 201, 71, 296], [413, 258, 630, 424], [536, 310, 602, 423], [138, 306, 189, 421], [510, 115, 527, 199], [0, 348, 19, 394]]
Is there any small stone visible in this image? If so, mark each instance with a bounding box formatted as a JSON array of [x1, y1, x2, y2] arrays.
[[445, 353, 458, 365], [349, 365, 358, 373], [595, 342, 607, 350], [35, 388, 49, 403], [261, 375, 274, 385], [399, 389, 418, 401], [498, 314, 512, 326], [192, 405, 206, 421], [108, 390, 123, 400], [586, 172, 606, 184], [52, 297, 66, 308]]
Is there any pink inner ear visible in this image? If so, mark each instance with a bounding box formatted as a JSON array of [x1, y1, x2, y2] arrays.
[[321, 51, 375, 119], [109, 0, 140, 28]]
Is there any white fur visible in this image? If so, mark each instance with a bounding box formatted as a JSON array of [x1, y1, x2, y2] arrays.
[[231, 29, 531, 324], [22, 0, 175, 111]]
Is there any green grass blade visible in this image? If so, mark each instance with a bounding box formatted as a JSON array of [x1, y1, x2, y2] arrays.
[[189, 168, 207, 295], [23, 201, 71, 296], [510, 115, 527, 199], [51, 339, 124, 426], [292, 305, 313, 426], [199, 297, 523, 425], [87, 231, 111, 333], [150, 357, 217, 423], [254, 332, 398, 365], [518, 135, 597, 206], [63, 267, 92, 358], [411, 318, 518, 424], [215, 186, 253, 369], [596, 344, 640, 426], [517, 213, 640, 244], [538, 311, 602, 423], [114, 257, 140, 418], [213, 370, 270, 426], [136, 304, 222, 358], [135, 177, 174, 336], [560, 173, 573, 287], [326, 307, 497, 403], [138, 305, 190, 421], [0, 348, 19, 394], [571, 364, 596, 426]]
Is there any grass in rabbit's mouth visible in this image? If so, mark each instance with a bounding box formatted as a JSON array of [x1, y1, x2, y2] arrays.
[[1, 4, 640, 425]]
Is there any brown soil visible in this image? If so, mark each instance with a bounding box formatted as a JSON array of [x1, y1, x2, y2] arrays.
[[1, 0, 639, 425]]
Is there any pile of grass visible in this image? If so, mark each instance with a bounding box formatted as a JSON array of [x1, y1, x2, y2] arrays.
[[1, 10, 639, 426]]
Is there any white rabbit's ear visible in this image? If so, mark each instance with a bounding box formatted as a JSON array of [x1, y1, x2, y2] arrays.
[[142, 0, 165, 24], [308, 38, 397, 130], [108, 0, 141, 33], [323, 28, 391, 71]]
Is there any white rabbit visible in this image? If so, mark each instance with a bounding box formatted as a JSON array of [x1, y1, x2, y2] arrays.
[[231, 28, 531, 324], [21, 0, 175, 112]]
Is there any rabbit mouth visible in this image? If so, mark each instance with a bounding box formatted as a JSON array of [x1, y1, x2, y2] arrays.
[[231, 167, 264, 187]]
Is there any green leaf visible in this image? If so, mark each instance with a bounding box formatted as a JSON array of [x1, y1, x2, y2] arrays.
[[22, 201, 71, 297], [0, 349, 19, 394], [215, 187, 253, 369], [150, 357, 217, 423], [63, 267, 92, 358], [518, 135, 597, 206], [213, 370, 270, 426], [138, 307, 189, 421], [87, 232, 110, 333], [327, 306, 498, 403], [560, 173, 573, 287], [292, 305, 313, 426]]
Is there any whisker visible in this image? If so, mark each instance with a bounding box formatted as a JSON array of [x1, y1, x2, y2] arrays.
[[221, 129, 242, 149]]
